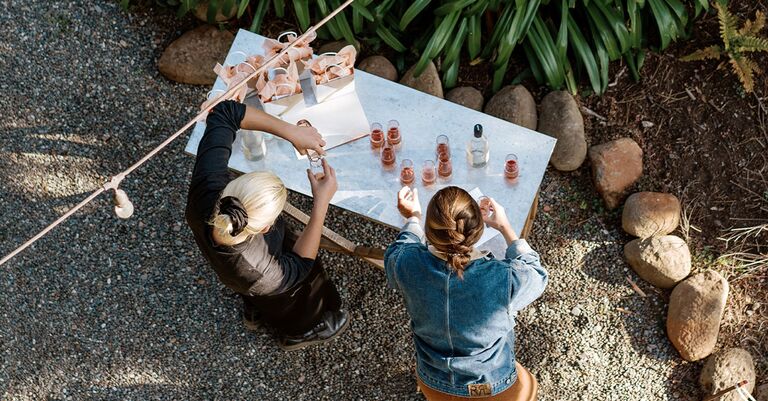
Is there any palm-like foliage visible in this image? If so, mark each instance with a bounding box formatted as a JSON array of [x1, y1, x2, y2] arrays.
[[124, 0, 714, 95], [682, 3, 768, 93]]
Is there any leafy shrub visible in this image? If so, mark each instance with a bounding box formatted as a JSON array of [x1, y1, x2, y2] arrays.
[[682, 3, 767, 93], [127, 0, 715, 95]]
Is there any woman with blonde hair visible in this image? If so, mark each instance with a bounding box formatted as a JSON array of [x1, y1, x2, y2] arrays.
[[186, 100, 347, 351], [385, 186, 547, 400]]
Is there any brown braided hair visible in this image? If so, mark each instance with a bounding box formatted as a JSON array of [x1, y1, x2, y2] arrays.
[[425, 186, 485, 279]]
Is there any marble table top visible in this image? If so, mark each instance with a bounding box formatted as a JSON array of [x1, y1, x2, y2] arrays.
[[185, 29, 556, 256]]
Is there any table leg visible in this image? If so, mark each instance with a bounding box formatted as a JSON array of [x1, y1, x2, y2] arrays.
[[283, 202, 385, 269], [520, 192, 539, 239]]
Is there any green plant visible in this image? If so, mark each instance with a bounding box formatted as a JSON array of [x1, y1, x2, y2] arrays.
[[681, 3, 768, 93], [124, 0, 713, 95]]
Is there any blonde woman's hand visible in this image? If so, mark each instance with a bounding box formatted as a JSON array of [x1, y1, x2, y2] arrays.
[[290, 125, 326, 156], [397, 186, 422, 219], [307, 158, 337, 205]]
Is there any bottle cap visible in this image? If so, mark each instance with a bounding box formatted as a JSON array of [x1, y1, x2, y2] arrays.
[[474, 124, 483, 138]]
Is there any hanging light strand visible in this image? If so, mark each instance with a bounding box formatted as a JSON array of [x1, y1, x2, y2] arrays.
[[0, 0, 356, 267]]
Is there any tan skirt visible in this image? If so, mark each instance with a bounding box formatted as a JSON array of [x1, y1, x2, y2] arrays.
[[416, 363, 538, 401]]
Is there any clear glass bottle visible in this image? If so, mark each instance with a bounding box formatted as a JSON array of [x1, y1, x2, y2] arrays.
[[467, 124, 489, 167]]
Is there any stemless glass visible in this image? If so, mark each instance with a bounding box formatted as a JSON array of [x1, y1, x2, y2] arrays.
[[478, 196, 493, 218], [438, 158, 452, 178], [381, 141, 396, 166], [370, 122, 384, 149], [239, 130, 266, 161], [387, 119, 401, 145], [308, 152, 325, 179], [504, 153, 519, 180], [400, 159, 415, 185], [422, 160, 436, 185], [436, 135, 450, 161]]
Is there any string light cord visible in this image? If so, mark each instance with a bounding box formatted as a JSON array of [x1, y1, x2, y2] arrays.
[[0, 0, 356, 267]]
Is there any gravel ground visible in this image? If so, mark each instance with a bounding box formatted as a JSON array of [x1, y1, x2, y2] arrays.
[[0, 1, 701, 400]]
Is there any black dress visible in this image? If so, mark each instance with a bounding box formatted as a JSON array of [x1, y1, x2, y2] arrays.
[[185, 101, 341, 335]]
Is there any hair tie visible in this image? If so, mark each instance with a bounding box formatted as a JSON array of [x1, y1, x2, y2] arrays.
[[219, 196, 249, 236]]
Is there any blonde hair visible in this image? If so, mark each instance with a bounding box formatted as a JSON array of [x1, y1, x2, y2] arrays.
[[425, 187, 484, 279], [210, 171, 287, 246]]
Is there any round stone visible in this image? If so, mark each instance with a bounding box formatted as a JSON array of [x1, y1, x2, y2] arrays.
[[667, 271, 729, 361], [400, 61, 443, 98], [446, 86, 484, 111], [622, 192, 681, 238], [357, 56, 397, 81], [624, 235, 691, 289], [537, 91, 586, 171], [484, 85, 537, 130]]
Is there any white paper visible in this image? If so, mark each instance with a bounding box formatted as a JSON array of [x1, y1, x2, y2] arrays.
[[282, 91, 370, 159], [468, 187, 502, 247]]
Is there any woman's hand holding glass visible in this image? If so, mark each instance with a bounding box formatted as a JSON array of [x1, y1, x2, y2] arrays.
[[307, 158, 337, 205], [481, 198, 519, 244], [397, 186, 422, 219]]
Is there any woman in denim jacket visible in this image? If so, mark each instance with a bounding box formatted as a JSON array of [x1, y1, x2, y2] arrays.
[[385, 186, 548, 400]]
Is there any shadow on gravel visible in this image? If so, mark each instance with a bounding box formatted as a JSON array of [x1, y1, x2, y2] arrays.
[[3, 126, 108, 156], [578, 239, 702, 401]]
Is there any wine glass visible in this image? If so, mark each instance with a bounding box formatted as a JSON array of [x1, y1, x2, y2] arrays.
[[504, 153, 519, 180], [308, 152, 324, 179], [436, 135, 450, 161], [370, 122, 384, 149], [478, 196, 493, 218], [422, 160, 436, 185], [381, 141, 396, 166], [387, 119, 401, 145], [438, 158, 452, 178], [400, 159, 415, 185]]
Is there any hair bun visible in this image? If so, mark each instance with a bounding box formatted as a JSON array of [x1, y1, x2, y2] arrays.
[[218, 196, 249, 236]]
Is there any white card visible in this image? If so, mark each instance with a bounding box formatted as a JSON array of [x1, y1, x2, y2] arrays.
[[283, 91, 370, 159]]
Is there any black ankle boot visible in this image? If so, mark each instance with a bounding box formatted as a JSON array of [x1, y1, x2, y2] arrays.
[[279, 309, 349, 351], [242, 302, 262, 331]]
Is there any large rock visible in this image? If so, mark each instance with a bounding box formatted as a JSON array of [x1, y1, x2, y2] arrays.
[[194, 1, 237, 22], [400, 61, 443, 98], [624, 236, 691, 288], [756, 384, 768, 401], [537, 91, 586, 171], [484, 85, 537, 130], [700, 348, 756, 401], [667, 271, 729, 361], [588, 138, 643, 209], [158, 25, 234, 85], [446, 87, 484, 111], [317, 40, 350, 55], [357, 56, 397, 81], [622, 192, 681, 238]]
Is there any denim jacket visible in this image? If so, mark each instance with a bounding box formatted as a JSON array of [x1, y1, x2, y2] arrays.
[[384, 217, 548, 397]]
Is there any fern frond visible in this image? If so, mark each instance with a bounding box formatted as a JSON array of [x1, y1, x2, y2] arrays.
[[739, 10, 766, 36], [681, 45, 723, 61], [715, 3, 740, 50], [729, 56, 756, 92], [736, 36, 768, 53]]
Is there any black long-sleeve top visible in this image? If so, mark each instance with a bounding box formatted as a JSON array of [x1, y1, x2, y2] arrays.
[[185, 101, 312, 296]]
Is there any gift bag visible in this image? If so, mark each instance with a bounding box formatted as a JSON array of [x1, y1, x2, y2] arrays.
[[253, 62, 304, 116], [302, 45, 357, 104], [262, 31, 316, 75]]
